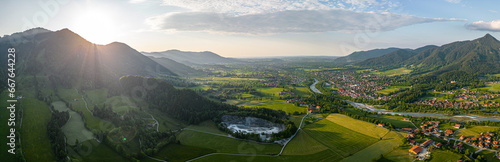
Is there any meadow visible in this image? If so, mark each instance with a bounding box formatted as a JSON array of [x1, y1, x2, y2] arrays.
[[478, 82, 500, 92], [282, 130, 328, 155], [375, 86, 410, 95], [52, 101, 94, 145], [153, 144, 216, 162], [342, 131, 404, 162], [68, 140, 126, 161], [20, 97, 55, 161], [177, 125, 282, 155], [376, 67, 412, 76], [382, 144, 415, 162], [428, 150, 462, 162], [456, 126, 500, 138], [326, 114, 389, 138], [0, 90, 21, 161]]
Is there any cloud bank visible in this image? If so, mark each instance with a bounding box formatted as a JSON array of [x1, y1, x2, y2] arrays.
[[147, 9, 463, 35], [466, 20, 500, 32]]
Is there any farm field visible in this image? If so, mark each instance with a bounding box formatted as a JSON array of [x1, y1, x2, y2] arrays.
[[477, 82, 500, 92], [382, 145, 415, 162], [52, 101, 94, 145], [228, 99, 307, 114], [104, 96, 140, 115], [20, 97, 55, 161], [57, 88, 116, 132], [375, 86, 410, 95], [184, 121, 226, 135], [68, 140, 126, 161], [456, 126, 500, 138], [257, 87, 285, 96], [342, 131, 404, 162], [476, 151, 500, 162], [429, 150, 462, 162], [326, 114, 389, 138], [282, 130, 328, 155], [153, 144, 215, 162], [303, 118, 379, 158], [374, 116, 415, 128], [291, 86, 312, 96], [177, 125, 282, 155], [193, 149, 341, 162], [377, 67, 412, 76]]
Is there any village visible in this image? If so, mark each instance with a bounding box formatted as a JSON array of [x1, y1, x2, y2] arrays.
[[417, 87, 500, 109], [399, 120, 500, 161]]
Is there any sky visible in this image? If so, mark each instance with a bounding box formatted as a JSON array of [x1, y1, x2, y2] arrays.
[[0, 0, 499, 57]]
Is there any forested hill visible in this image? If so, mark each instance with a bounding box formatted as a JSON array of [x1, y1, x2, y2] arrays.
[[0, 28, 175, 88], [356, 34, 500, 75], [149, 56, 204, 76], [332, 47, 401, 64], [118, 75, 291, 125], [143, 50, 238, 65]]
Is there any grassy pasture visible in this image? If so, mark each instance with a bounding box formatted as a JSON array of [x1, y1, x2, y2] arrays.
[[20, 97, 55, 161], [342, 131, 404, 162], [377, 67, 412, 76], [68, 140, 126, 161], [282, 130, 328, 155], [153, 144, 216, 162], [456, 126, 500, 138], [326, 114, 389, 138], [375, 86, 410, 95], [382, 144, 415, 162], [428, 149, 462, 162], [177, 125, 281, 155], [478, 82, 500, 92], [303, 118, 379, 158], [52, 101, 94, 145]]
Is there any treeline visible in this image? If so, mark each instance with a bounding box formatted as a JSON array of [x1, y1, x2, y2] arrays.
[[119, 75, 236, 124], [92, 104, 122, 125], [47, 110, 70, 160], [139, 130, 177, 156]]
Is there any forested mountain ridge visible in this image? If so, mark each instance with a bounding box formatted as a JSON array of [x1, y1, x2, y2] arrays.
[[0, 28, 175, 88], [333, 47, 401, 64], [356, 34, 500, 75], [143, 50, 238, 65]]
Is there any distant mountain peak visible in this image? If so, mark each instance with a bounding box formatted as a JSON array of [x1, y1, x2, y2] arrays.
[[480, 33, 498, 41]]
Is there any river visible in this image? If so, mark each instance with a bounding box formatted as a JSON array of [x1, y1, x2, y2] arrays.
[[309, 80, 500, 122]]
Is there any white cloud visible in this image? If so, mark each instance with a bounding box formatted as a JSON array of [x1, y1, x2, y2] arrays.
[[444, 0, 461, 3], [146, 9, 463, 35], [161, 0, 399, 15], [466, 20, 500, 32], [129, 0, 147, 3]]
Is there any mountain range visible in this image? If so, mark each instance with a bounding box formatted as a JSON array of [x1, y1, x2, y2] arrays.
[[355, 34, 500, 74], [143, 50, 238, 65]]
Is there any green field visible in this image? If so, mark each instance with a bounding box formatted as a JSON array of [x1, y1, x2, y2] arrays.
[[177, 124, 282, 155], [57, 88, 116, 132], [477, 151, 500, 162], [257, 87, 285, 96], [456, 126, 500, 138], [184, 121, 226, 135], [147, 108, 186, 131], [327, 114, 389, 138], [21, 97, 55, 161], [84, 89, 108, 106], [68, 140, 126, 161], [382, 145, 415, 162], [429, 150, 462, 162], [52, 101, 94, 145], [228, 99, 307, 114], [303, 118, 379, 158], [104, 96, 140, 115], [375, 116, 415, 128], [0, 90, 20, 161], [342, 131, 404, 162], [193, 149, 341, 162], [478, 82, 500, 92], [282, 130, 328, 155], [377, 67, 412, 76], [153, 144, 215, 162], [375, 86, 410, 95], [291, 86, 311, 97]]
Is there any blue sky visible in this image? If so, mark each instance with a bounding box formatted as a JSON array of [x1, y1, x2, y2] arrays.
[[1, 0, 499, 57]]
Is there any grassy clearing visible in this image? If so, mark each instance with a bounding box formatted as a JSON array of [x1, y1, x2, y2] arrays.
[[282, 130, 328, 155], [375, 86, 410, 95], [193, 149, 340, 162], [259, 103, 307, 114], [326, 114, 389, 138], [84, 89, 108, 106], [477, 150, 500, 162], [303, 118, 379, 158], [20, 97, 55, 161], [257, 87, 285, 96], [177, 127, 281, 154], [104, 96, 139, 115], [57, 88, 115, 132], [52, 101, 94, 145], [342, 131, 404, 162], [291, 86, 311, 97], [456, 126, 500, 138], [377, 67, 412, 76], [188, 85, 211, 91], [185, 121, 226, 135], [478, 82, 500, 92], [375, 117, 415, 128], [154, 144, 215, 162], [147, 108, 186, 131], [428, 149, 462, 162], [383, 145, 415, 162], [68, 140, 126, 161]]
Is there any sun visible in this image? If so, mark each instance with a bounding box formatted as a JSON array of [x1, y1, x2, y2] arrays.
[[72, 9, 119, 45]]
